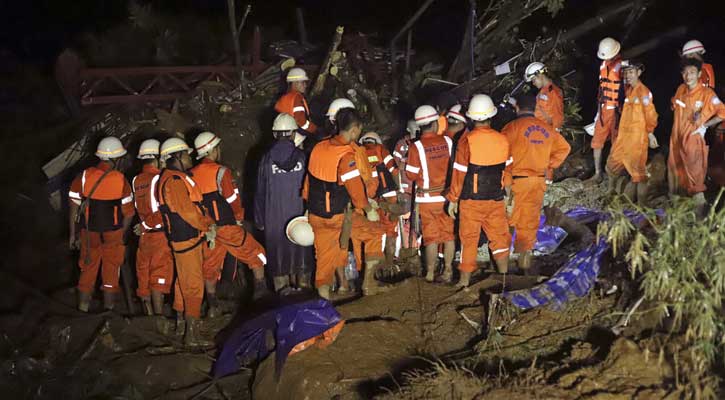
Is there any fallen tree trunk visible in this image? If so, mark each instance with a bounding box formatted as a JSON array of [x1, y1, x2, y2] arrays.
[[311, 26, 345, 97]]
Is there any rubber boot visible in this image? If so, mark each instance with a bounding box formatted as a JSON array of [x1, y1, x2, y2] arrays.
[[103, 291, 116, 311], [317, 284, 331, 300], [78, 291, 91, 313], [151, 291, 165, 315], [495, 257, 509, 274], [141, 297, 153, 316], [297, 272, 311, 289], [363, 260, 391, 296], [253, 279, 269, 301], [206, 293, 221, 318], [440, 264, 453, 283], [636, 182, 649, 207], [693, 192, 706, 217], [606, 173, 617, 195], [623, 181, 637, 203], [175, 315, 186, 337], [184, 316, 213, 348], [273, 276, 290, 292], [155, 316, 171, 336], [520, 251, 533, 275], [425, 267, 435, 282], [456, 271, 471, 288]]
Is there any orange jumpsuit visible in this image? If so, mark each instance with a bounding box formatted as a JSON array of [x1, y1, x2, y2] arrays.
[[669, 84, 725, 194], [701, 63, 715, 89], [535, 82, 565, 132], [132, 164, 173, 297], [191, 158, 266, 281], [503, 115, 571, 253], [447, 126, 512, 272], [154, 168, 214, 318], [405, 131, 454, 245], [69, 162, 134, 294], [606, 82, 658, 183], [592, 57, 623, 149], [303, 136, 370, 288], [274, 89, 317, 135]]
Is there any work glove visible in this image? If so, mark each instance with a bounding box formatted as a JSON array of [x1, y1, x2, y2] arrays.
[[205, 224, 218, 249], [133, 223, 143, 236], [691, 125, 707, 138], [648, 133, 659, 149], [366, 208, 380, 222], [68, 236, 79, 251], [368, 198, 379, 210], [447, 201, 458, 220], [545, 179, 553, 185]]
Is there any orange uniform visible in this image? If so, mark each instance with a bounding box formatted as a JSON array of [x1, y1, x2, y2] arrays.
[[303, 136, 370, 287], [190, 158, 266, 280], [447, 126, 512, 272], [69, 162, 134, 294], [435, 114, 449, 136], [274, 89, 317, 135], [669, 84, 725, 194], [535, 82, 565, 131], [592, 57, 623, 149], [503, 115, 570, 253], [153, 168, 214, 318], [405, 131, 454, 245], [132, 164, 173, 297], [606, 82, 658, 183], [701, 63, 715, 89]]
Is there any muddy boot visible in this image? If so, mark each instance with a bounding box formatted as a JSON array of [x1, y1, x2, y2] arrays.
[[317, 285, 331, 300], [519, 251, 533, 275], [151, 291, 165, 315], [175, 315, 186, 337], [636, 182, 649, 207], [184, 317, 213, 348], [141, 297, 153, 316], [495, 257, 509, 274], [252, 279, 269, 301], [103, 291, 116, 311], [623, 181, 636, 202], [155, 316, 171, 336], [425, 267, 435, 282], [456, 271, 471, 288], [362, 260, 391, 296], [297, 272, 311, 290], [439, 264, 453, 283], [273, 276, 290, 292], [206, 293, 221, 318], [78, 291, 91, 313], [693, 192, 707, 217]]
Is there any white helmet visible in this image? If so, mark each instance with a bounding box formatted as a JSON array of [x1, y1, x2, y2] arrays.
[[682, 39, 705, 56], [194, 131, 221, 160], [286, 215, 314, 246], [524, 62, 547, 82], [96, 137, 127, 160], [160, 138, 191, 161], [286, 67, 309, 82], [273, 113, 298, 133], [359, 131, 382, 145], [446, 104, 466, 123], [326, 98, 355, 121], [597, 37, 621, 60], [414, 105, 439, 127], [137, 139, 160, 159], [466, 94, 497, 121], [406, 119, 419, 135]]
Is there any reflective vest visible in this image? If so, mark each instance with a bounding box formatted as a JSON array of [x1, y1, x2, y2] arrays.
[[275, 90, 313, 131], [132, 165, 163, 232], [79, 167, 130, 232], [153, 169, 206, 243], [191, 161, 236, 226], [364, 143, 398, 199], [460, 128, 509, 201], [307, 139, 355, 218], [598, 58, 623, 109]]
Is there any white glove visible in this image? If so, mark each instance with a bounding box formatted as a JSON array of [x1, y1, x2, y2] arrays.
[[545, 179, 553, 185], [133, 223, 142, 236], [368, 198, 379, 210], [366, 208, 380, 222], [648, 133, 659, 149], [447, 202, 458, 220], [691, 125, 707, 138], [205, 224, 218, 249]]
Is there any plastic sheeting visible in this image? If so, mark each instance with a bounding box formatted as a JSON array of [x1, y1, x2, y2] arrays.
[[213, 298, 344, 379], [511, 215, 569, 256]]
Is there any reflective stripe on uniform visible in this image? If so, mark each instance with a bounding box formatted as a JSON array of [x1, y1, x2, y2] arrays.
[[226, 192, 238, 204], [415, 195, 446, 203], [382, 191, 397, 198], [393, 151, 403, 158], [301, 121, 311, 130], [372, 171, 379, 178], [491, 247, 509, 255], [150, 175, 160, 212], [405, 164, 420, 174], [675, 99, 686, 108], [81, 170, 87, 193], [184, 176, 196, 187], [383, 155, 394, 164], [505, 157, 514, 166], [413, 141, 429, 189], [293, 106, 306, 113], [258, 253, 267, 264], [443, 136, 453, 156], [341, 169, 361, 182], [121, 195, 133, 205], [453, 162, 468, 172], [69, 191, 82, 200]]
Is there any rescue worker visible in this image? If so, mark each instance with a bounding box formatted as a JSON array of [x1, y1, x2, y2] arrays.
[[357, 131, 400, 268], [254, 114, 313, 293], [132, 139, 173, 317], [191, 131, 268, 312], [502, 94, 571, 272], [668, 58, 725, 215], [405, 105, 455, 283], [154, 138, 214, 346], [303, 108, 380, 299], [322, 97, 356, 140], [681, 40, 715, 88], [274, 67, 316, 146], [393, 119, 420, 252], [589, 37, 623, 183], [525, 62, 565, 132], [68, 137, 134, 312], [444, 104, 467, 141], [605, 60, 659, 205], [446, 95, 511, 286]]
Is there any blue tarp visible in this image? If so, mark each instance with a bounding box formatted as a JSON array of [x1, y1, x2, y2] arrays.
[[212, 298, 343, 379]]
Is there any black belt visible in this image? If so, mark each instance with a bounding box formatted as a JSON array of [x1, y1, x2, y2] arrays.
[[513, 175, 545, 180]]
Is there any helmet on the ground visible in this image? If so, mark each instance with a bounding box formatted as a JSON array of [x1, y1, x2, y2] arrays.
[[414, 105, 439, 126], [597, 37, 621, 60], [272, 113, 298, 133], [160, 138, 191, 161], [194, 131, 221, 160], [466, 94, 497, 121], [286, 67, 309, 82], [524, 62, 547, 82], [137, 139, 160, 159], [286, 215, 314, 246], [96, 137, 127, 160], [326, 98, 355, 121], [682, 39, 705, 56], [359, 131, 383, 145], [446, 104, 466, 123]]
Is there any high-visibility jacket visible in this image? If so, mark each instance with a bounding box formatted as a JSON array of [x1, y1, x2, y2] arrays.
[[132, 164, 163, 232], [190, 158, 243, 226], [405, 131, 453, 203], [363, 143, 398, 199], [618, 82, 658, 144], [502, 114, 571, 186], [303, 136, 369, 218], [274, 89, 317, 134], [69, 161, 134, 232], [535, 82, 565, 131], [701, 63, 716, 89], [598, 57, 623, 110], [153, 168, 211, 246], [447, 126, 510, 202], [393, 136, 414, 194]]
